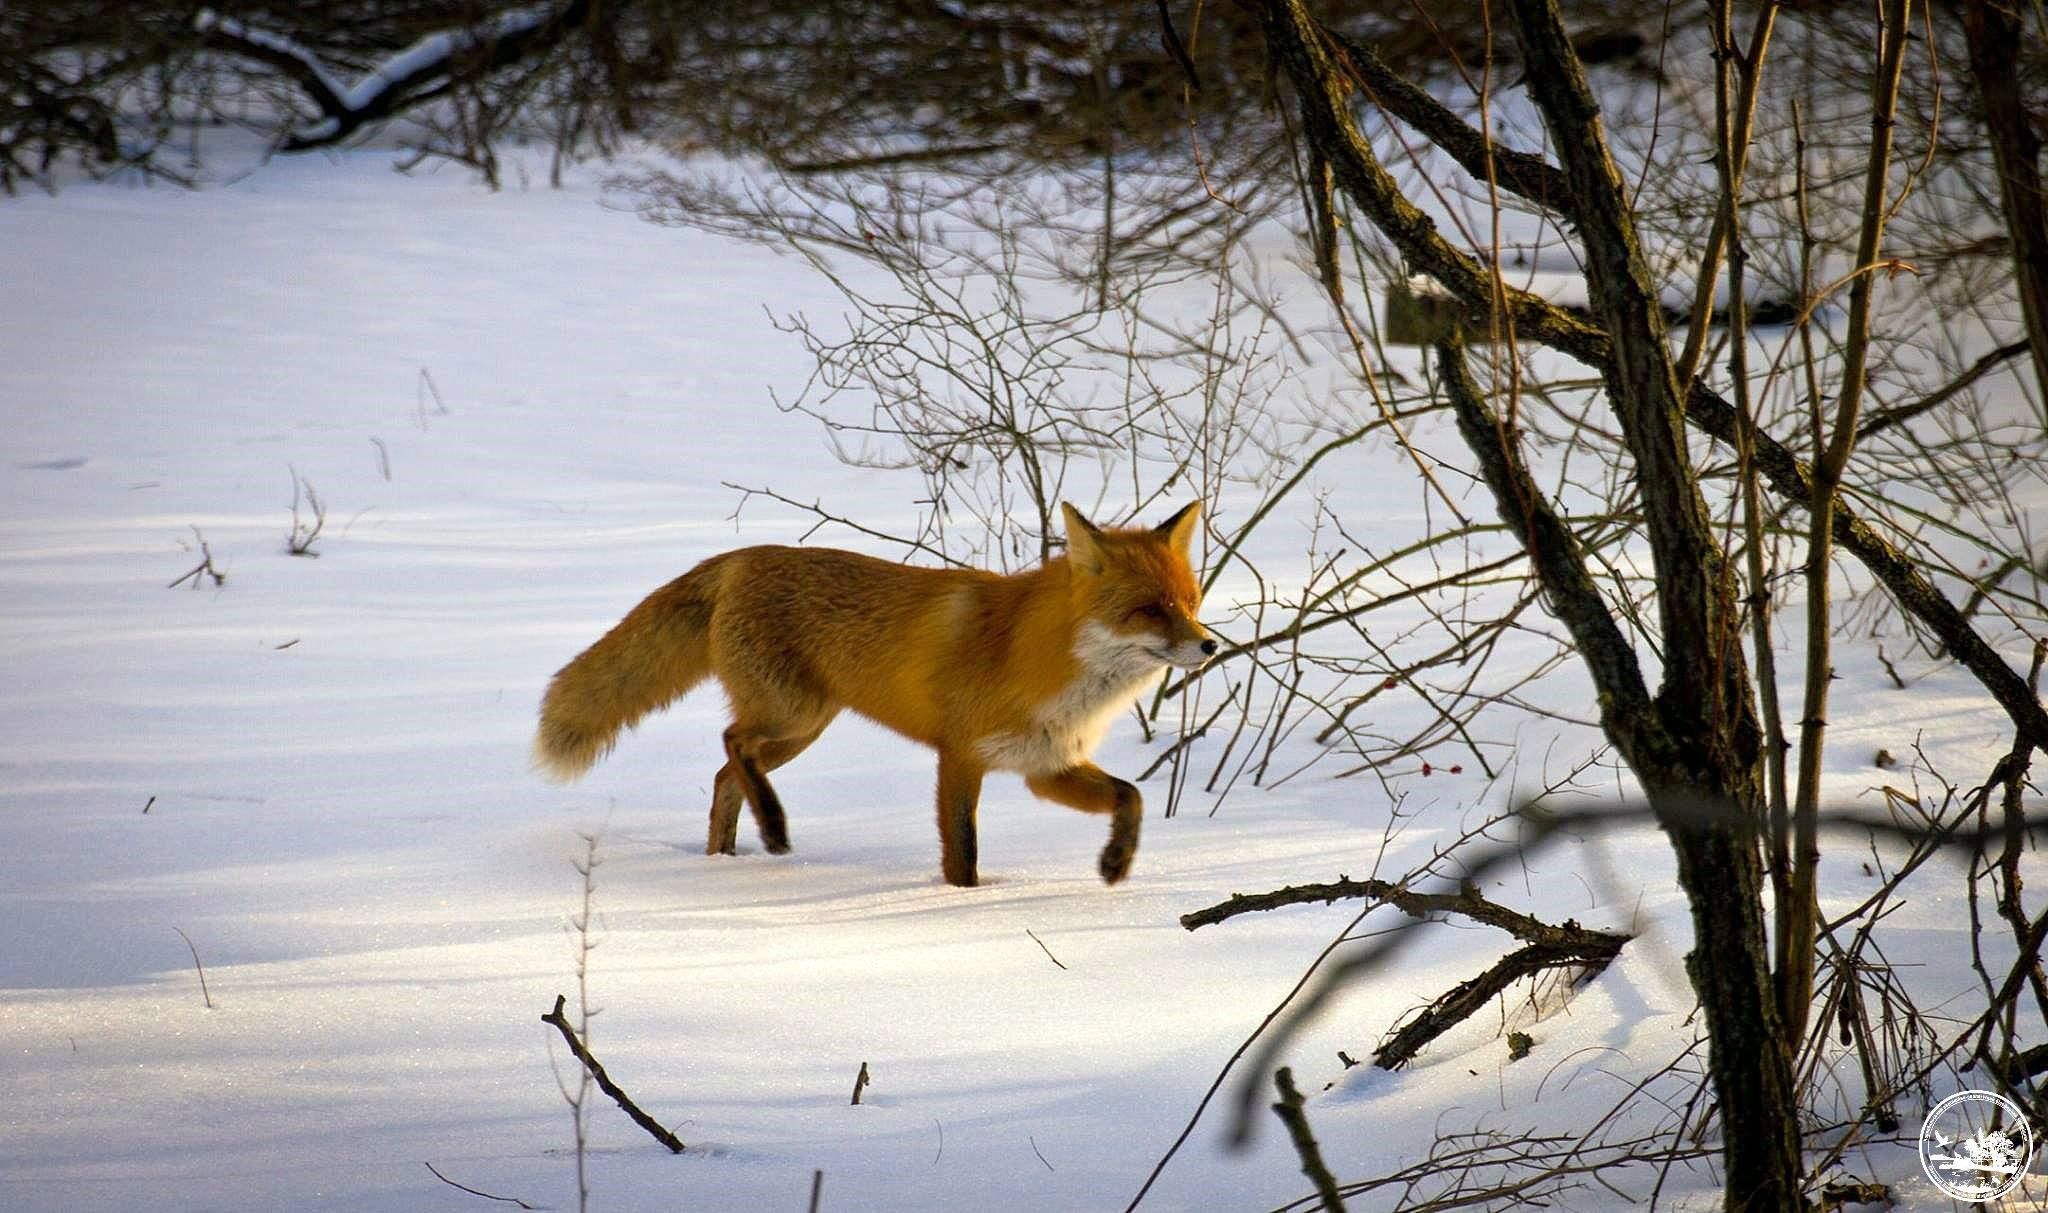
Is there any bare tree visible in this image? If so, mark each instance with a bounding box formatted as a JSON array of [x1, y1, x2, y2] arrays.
[[1196, 0, 2045, 1206]]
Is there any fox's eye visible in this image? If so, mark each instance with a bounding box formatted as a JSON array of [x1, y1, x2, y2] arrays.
[[1132, 603, 1168, 622]]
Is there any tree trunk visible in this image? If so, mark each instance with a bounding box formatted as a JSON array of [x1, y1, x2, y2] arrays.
[[1957, 0, 2048, 418], [1502, 2, 1801, 1202]]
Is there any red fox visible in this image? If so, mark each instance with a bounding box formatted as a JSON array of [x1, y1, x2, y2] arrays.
[[535, 502, 1215, 886]]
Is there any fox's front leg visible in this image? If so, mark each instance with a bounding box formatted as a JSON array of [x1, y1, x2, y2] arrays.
[[1026, 763, 1142, 884], [935, 749, 986, 887]]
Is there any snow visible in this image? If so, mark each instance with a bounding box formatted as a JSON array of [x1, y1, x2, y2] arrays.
[[1, 144, 2040, 1212]]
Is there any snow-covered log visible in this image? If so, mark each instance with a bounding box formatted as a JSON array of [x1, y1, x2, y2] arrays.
[[194, 2, 588, 151]]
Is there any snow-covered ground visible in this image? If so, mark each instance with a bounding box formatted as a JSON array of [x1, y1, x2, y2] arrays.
[[1, 146, 2038, 1212]]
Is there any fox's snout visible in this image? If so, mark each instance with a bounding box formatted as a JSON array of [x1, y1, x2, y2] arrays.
[[1162, 632, 1218, 670]]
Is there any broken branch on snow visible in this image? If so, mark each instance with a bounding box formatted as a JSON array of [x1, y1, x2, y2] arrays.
[[540, 994, 685, 1153], [1183, 874, 1630, 1070]]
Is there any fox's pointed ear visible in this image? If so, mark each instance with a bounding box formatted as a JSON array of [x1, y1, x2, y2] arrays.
[[1062, 502, 1106, 574], [1155, 501, 1202, 557]]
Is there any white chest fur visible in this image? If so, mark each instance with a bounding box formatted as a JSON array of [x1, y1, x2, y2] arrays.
[[976, 621, 1165, 774]]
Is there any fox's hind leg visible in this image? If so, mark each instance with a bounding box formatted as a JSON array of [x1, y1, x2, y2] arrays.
[[708, 714, 835, 856], [706, 764, 748, 856]]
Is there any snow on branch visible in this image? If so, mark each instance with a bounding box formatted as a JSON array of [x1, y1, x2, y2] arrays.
[[194, 3, 585, 151]]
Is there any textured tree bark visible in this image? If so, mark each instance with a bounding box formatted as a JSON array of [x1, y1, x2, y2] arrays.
[[1492, 5, 1804, 1204], [1440, 331, 1801, 1210], [1957, 0, 2048, 417]]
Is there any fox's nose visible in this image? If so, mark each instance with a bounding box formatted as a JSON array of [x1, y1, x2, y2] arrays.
[[1200, 638, 1218, 656]]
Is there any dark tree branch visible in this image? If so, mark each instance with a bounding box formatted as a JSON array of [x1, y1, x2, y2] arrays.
[[1316, 23, 1576, 219], [1181, 869, 1631, 1072], [191, 13, 348, 119], [1155, 0, 1204, 93], [1856, 338, 2033, 442], [1245, 1, 1802, 1204], [1503, 6, 1798, 1204], [1505, 0, 1744, 732], [541, 994, 686, 1154], [1681, 380, 2048, 752], [1432, 333, 1659, 769], [1371, 934, 1623, 1070], [1183, 873, 1629, 950], [1236, 0, 1605, 355]]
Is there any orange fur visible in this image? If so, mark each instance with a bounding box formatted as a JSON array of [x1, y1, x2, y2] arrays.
[[534, 502, 1214, 886]]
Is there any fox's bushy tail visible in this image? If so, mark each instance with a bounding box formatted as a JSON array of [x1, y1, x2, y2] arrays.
[[534, 560, 722, 781]]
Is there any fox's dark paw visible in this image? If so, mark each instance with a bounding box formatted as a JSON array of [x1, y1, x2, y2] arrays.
[[763, 836, 791, 855]]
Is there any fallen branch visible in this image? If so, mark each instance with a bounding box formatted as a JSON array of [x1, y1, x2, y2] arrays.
[[539, 994, 685, 1153], [1182, 874, 1629, 1071], [1372, 936, 1623, 1071]]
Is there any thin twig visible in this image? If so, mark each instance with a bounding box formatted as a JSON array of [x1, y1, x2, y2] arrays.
[[171, 926, 213, 1009], [1030, 1135, 1056, 1172], [168, 526, 225, 589], [422, 1162, 536, 1209], [1138, 688, 1238, 780], [1025, 928, 1069, 971], [540, 994, 686, 1153]]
